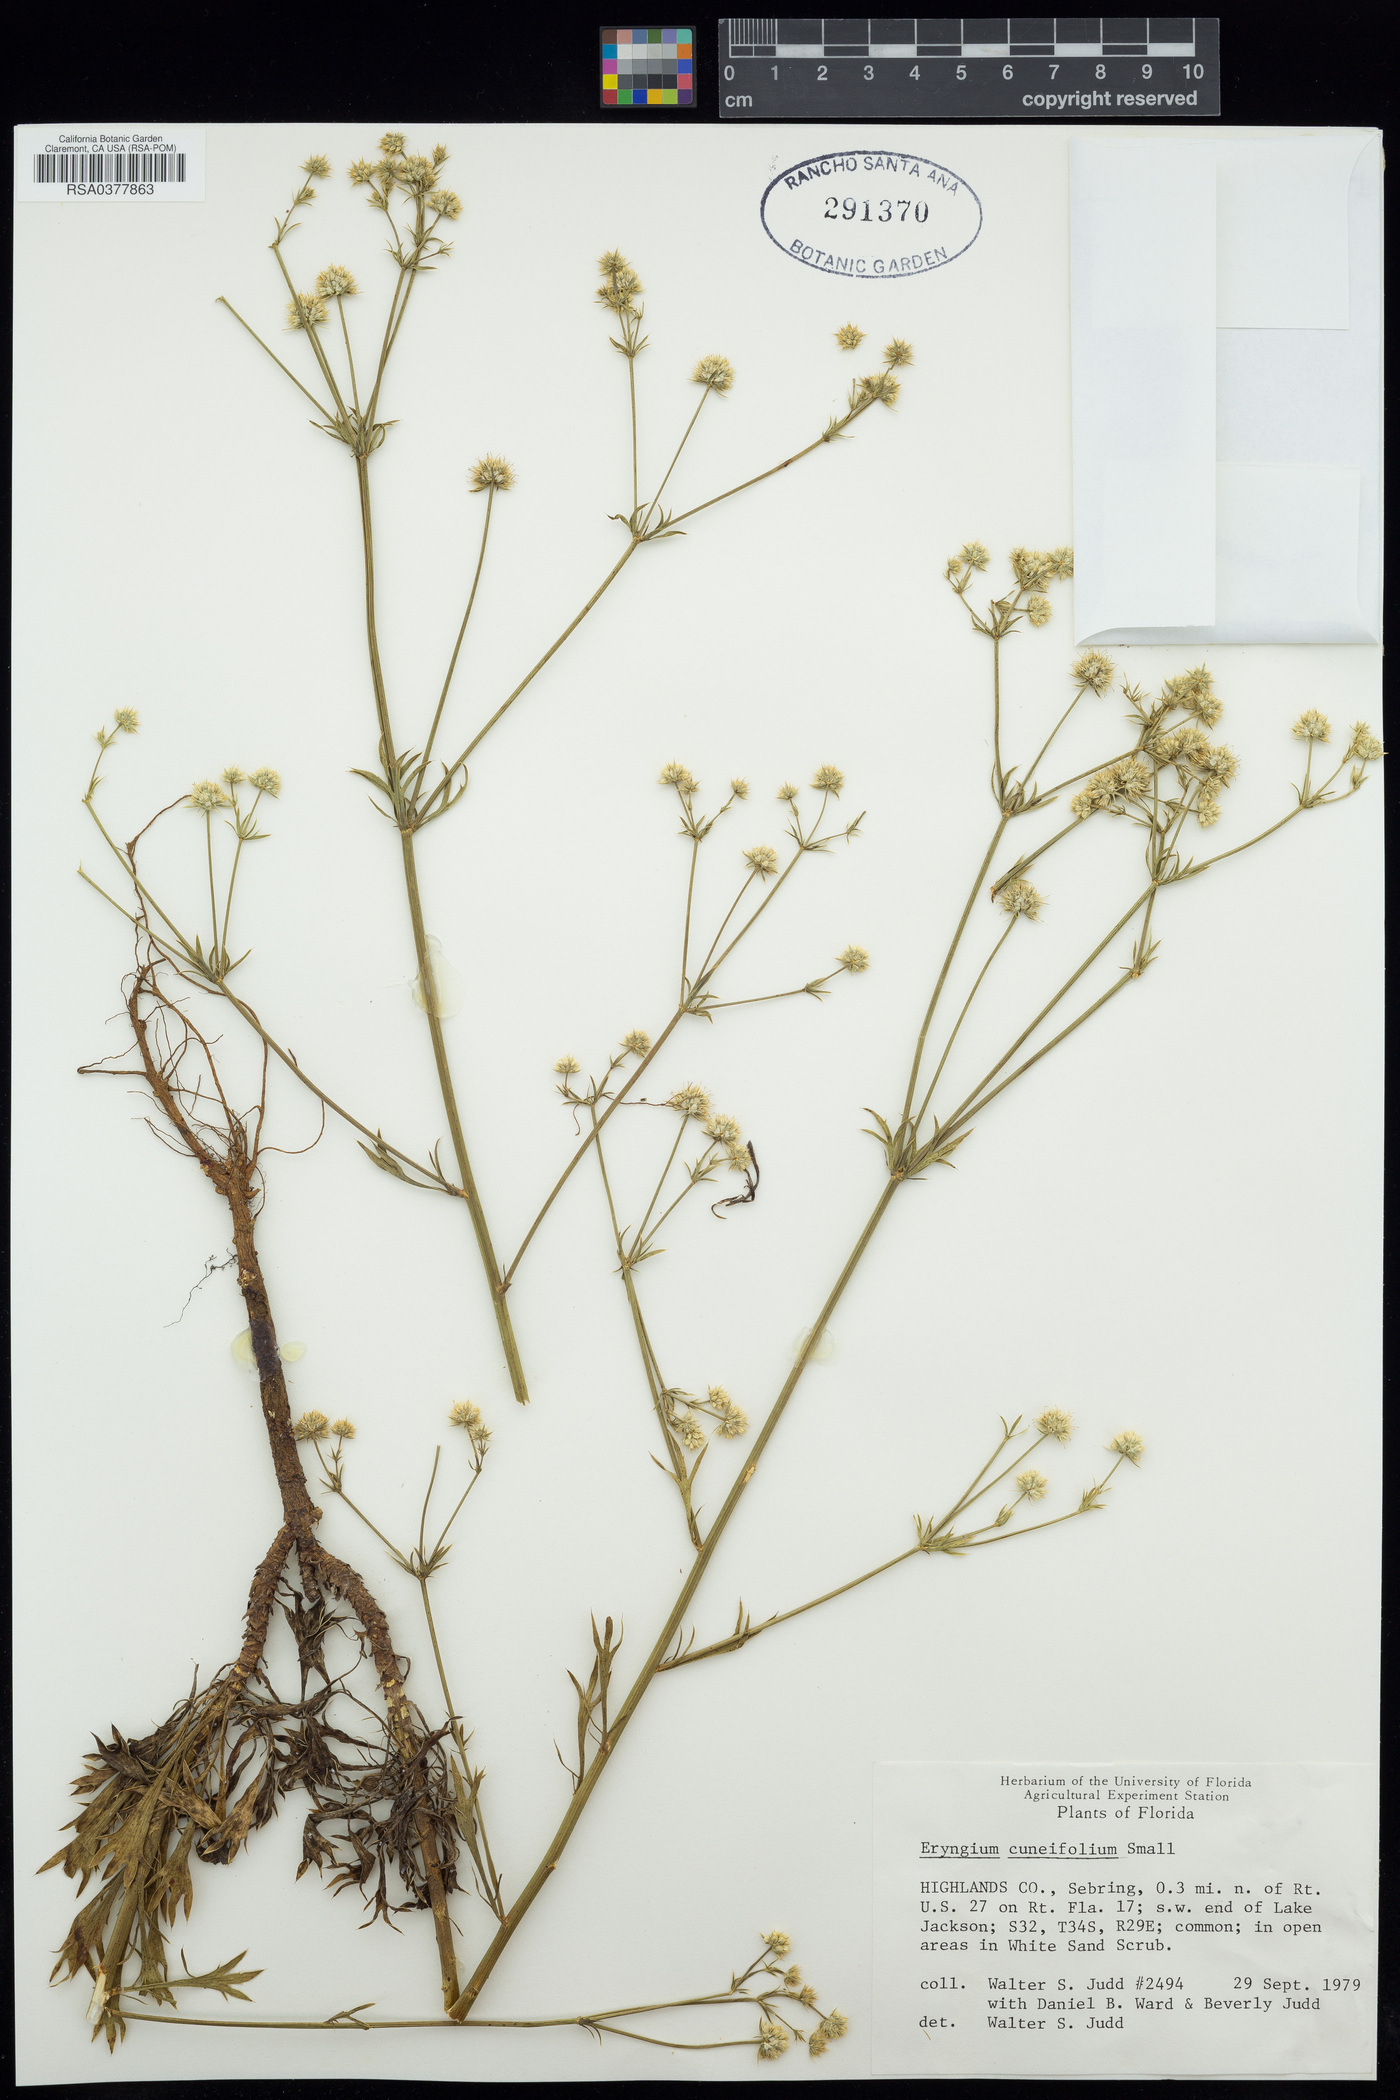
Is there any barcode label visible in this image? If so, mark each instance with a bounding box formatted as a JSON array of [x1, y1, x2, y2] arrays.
[[15, 125, 205, 202], [31, 150, 188, 185]]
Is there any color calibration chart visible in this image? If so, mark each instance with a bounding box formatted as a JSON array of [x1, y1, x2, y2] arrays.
[[600, 27, 696, 105]]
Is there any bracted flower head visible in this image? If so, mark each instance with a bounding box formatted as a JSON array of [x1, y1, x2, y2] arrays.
[[221, 766, 245, 788], [744, 844, 779, 877], [331, 1418, 356, 1439], [315, 265, 358, 299], [1026, 594, 1053, 626], [1072, 649, 1116, 694], [379, 131, 407, 153], [1197, 742, 1239, 787], [692, 354, 735, 393], [1036, 1407, 1073, 1443], [999, 878, 1044, 921], [1010, 546, 1055, 591], [553, 1055, 580, 1076], [470, 455, 515, 493], [248, 768, 282, 796], [857, 370, 899, 405], [706, 1113, 742, 1146], [884, 336, 914, 367], [348, 158, 376, 185], [1048, 546, 1074, 578], [725, 1141, 751, 1173], [817, 2010, 849, 2042], [959, 540, 991, 570], [811, 764, 845, 794], [757, 2021, 789, 2059], [730, 776, 750, 800], [293, 1410, 330, 1442], [189, 779, 231, 813], [1346, 721, 1385, 762], [777, 781, 799, 802], [659, 760, 698, 794], [675, 1411, 707, 1451], [836, 944, 870, 974], [1110, 1430, 1146, 1464], [621, 1029, 651, 1056], [1291, 709, 1331, 743], [449, 1399, 483, 1431], [835, 322, 865, 349], [716, 1400, 748, 1437], [763, 1930, 792, 1958], [1195, 788, 1222, 828], [286, 292, 328, 331], [113, 708, 139, 734], [427, 188, 462, 219], [1016, 1468, 1049, 1501], [668, 1082, 712, 1121], [301, 154, 331, 179]]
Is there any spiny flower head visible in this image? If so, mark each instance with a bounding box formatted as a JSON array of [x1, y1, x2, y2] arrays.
[[1346, 721, 1385, 762], [999, 878, 1043, 920], [1196, 788, 1222, 828], [763, 1930, 792, 1958], [248, 768, 282, 796], [857, 370, 900, 405], [706, 1113, 742, 1145], [744, 844, 779, 877], [301, 154, 331, 180], [835, 322, 864, 349], [189, 779, 231, 813], [1072, 649, 1116, 694], [837, 944, 870, 974], [725, 1141, 751, 1173], [1036, 1407, 1073, 1443], [293, 1410, 330, 1441], [553, 1055, 580, 1076], [730, 776, 750, 799], [1197, 742, 1239, 787], [675, 1411, 707, 1451], [884, 336, 914, 366], [1110, 1430, 1145, 1464], [221, 765, 245, 788], [287, 292, 327, 331], [1026, 594, 1052, 626], [348, 158, 376, 185], [1010, 546, 1055, 591], [757, 2021, 789, 2059], [113, 708, 139, 734], [777, 781, 800, 802], [379, 132, 407, 154], [621, 1029, 651, 1056], [693, 354, 735, 392], [331, 1417, 356, 1439], [1016, 1468, 1049, 1501], [817, 2010, 848, 2041], [668, 1082, 712, 1121], [959, 540, 991, 570], [1047, 546, 1074, 577], [449, 1399, 484, 1431], [659, 760, 698, 793], [811, 764, 844, 794], [315, 265, 358, 298], [1292, 709, 1331, 742], [470, 455, 515, 493], [716, 1399, 748, 1438], [427, 188, 462, 219]]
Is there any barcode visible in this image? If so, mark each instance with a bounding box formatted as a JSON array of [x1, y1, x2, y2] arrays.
[[31, 151, 188, 184]]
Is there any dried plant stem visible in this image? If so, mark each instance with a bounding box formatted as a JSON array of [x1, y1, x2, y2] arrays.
[[447, 1176, 900, 2019], [353, 458, 527, 1406]]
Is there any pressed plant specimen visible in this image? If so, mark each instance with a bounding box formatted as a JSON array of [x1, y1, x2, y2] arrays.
[[57, 521, 1383, 2056], [48, 129, 1384, 2071]]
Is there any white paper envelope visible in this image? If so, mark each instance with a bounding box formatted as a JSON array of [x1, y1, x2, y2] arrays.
[[1072, 130, 1382, 645]]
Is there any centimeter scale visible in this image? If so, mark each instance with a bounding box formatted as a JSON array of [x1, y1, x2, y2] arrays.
[[717, 17, 1221, 116]]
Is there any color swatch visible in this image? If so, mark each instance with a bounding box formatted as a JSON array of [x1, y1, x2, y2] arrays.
[[601, 27, 695, 106]]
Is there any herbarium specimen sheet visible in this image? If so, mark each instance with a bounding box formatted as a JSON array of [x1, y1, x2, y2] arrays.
[[12, 123, 1383, 2082]]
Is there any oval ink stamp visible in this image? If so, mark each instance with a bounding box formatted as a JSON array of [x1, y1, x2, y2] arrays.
[[761, 151, 982, 279]]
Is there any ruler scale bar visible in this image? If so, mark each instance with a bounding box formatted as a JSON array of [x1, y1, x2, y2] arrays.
[[720, 14, 1218, 113]]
